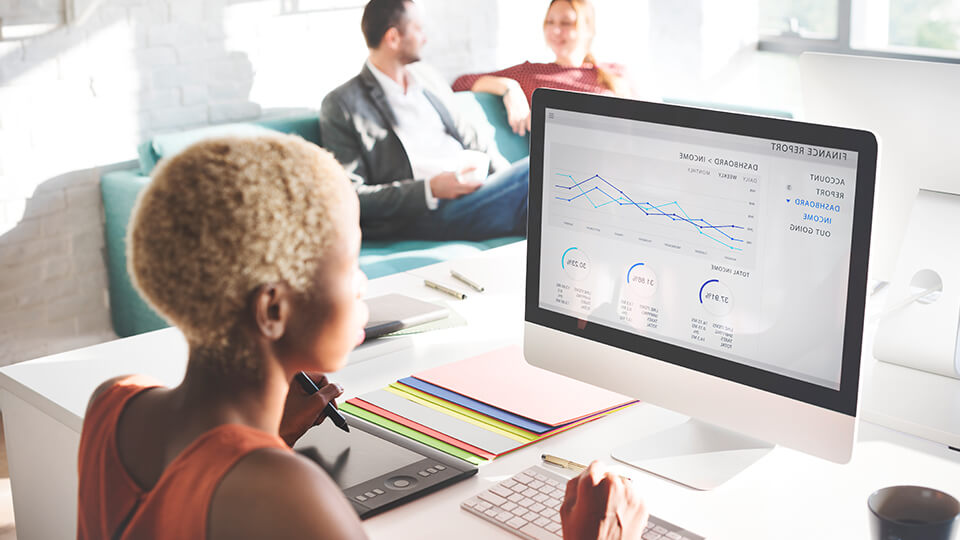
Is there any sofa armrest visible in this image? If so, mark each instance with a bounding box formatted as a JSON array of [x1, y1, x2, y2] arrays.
[[101, 169, 170, 337]]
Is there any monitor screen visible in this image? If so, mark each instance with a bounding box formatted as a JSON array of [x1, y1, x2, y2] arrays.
[[526, 90, 877, 416]]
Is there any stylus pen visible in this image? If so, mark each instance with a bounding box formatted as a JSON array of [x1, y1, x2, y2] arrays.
[[424, 279, 467, 300], [542, 454, 632, 481], [295, 371, 349, 433], [450, 269, 485, 292]]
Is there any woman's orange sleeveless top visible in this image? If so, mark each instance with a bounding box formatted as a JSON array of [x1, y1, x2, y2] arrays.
[[77, 375, 289, 539]]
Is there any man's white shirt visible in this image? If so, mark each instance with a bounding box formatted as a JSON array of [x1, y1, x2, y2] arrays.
[[366, 60, 465, 210]]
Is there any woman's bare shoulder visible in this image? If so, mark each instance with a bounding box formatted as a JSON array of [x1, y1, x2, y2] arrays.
[[209, 447, 367, 540]]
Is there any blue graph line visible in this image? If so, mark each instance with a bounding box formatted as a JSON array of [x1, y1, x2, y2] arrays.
[[627, 262, 644, 284], [554, 173, 746, 251], [561, 247, 578, 269]]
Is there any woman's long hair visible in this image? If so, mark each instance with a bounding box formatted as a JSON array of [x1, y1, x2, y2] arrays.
[[546, 0, 629, 97]]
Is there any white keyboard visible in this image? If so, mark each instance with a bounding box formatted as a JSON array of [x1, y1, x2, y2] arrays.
[[461, 466, 705, 540]]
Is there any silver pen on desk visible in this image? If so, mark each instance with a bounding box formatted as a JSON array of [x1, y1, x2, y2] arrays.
[[424, 279, 467, 300], [450, 269, 485, 292]]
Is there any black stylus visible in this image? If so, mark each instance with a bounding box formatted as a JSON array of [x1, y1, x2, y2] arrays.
[[295, 371, 350, 433]]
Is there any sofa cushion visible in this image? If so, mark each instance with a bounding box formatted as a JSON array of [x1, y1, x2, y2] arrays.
[[136, 113, 324, 175], [139, 123, 279, 175]]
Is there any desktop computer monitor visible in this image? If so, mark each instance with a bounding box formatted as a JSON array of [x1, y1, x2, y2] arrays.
[[800, 52, 960, 283], [523, 89, 878, 490]]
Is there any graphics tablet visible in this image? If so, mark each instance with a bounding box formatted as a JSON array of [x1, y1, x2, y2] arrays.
[[295, 412, 478, 519]]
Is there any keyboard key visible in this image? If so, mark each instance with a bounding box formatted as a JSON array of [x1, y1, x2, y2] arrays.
[[418, 471, 430, 477], [533, 493, 549, 503], [484, 509, 498, 518], [508, 493, 524, 503], [544, 497, 559, 508], [475, 502, 492, 512], [655, 526, 669, 534], [538, 484, 554, 494], [551, 488, 565, 498], [535, 473, 547, 481], [426, 468, 437, 474], [434, 464, 446, 470], [666, 533, 682, 540], [523, 488, 539, 498], [364, 492, 375, 498], [495, 511, 512, 523], [478, 492, 507, 506], [643, 532, 662, 540], [530, 502, 546, 513], [534, 516, 551, 527], [514, 473, 533, 484], [501, 501, 517, 512], [491, 485, 513, 498], [518, 498, 534, 508], [511, 506, 527, 517], [502, 479, 517, 488], [524, 511, 540, 521], [545, 478, 559, 487], [529, 480, 545, 490], [373, 489, 384, 495], [355, 495, 367, 502], [520, 523, 559, 540], [506, 516, 528, 529], [546, 522, 561, 533], [539, 507, 554, 518], [511, 484, 527, 493]]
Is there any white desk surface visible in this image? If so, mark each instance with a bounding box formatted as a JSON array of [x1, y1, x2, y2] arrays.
[[2, 241, 960, 540]]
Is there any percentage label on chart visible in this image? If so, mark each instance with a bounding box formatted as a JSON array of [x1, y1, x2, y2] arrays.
[[562, 247, 591, 280], [627, 263, 657, 298], [699, 279, 734, 316]]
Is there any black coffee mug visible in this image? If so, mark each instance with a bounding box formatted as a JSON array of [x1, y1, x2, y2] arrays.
[[869, 485, 960, 540]]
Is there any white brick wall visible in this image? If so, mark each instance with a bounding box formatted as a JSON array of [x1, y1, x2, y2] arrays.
[[0, 0, 785, 367]]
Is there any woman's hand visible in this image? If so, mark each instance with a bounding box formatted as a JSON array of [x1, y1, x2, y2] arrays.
[[278, 372, 344, 447], [560, 461, 649, 540], [502, 83, 531, 136]]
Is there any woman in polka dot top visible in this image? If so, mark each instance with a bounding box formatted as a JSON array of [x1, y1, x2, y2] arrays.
[[452, 0, 633, 137]]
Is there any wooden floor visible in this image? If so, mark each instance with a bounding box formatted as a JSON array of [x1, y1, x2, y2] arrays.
[[0, 416, 18, 539]]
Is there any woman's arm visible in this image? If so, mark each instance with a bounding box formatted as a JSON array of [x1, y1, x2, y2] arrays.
[[210, 448, 368, 540], [469, 76, 531, 136]]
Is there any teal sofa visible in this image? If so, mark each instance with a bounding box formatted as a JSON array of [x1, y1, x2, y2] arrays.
[[101, 92, 529, 338]]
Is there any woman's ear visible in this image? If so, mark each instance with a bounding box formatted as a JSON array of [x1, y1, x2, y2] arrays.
[[251, 282, 292, 340]]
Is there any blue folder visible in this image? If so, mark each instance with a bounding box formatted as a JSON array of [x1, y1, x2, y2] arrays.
[[398, 377, 556, 434]]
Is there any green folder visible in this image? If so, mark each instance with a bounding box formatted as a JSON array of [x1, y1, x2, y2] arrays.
[[340, 402, 488, 466]]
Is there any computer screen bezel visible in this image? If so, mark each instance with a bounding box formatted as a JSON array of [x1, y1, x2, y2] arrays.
[[525, 88, 877, 417]]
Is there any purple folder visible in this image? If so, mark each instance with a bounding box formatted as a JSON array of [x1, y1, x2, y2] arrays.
[[398, 377, 556, 434]]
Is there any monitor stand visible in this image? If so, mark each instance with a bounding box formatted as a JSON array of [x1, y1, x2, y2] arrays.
[[611, 418, 774, 491]]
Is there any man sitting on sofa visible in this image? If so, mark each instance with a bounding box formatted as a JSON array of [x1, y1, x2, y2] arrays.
[[320, 0, 529, 240]]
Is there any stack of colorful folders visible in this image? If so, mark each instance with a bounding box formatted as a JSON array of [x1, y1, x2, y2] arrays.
[[340, 345, 638, 465]]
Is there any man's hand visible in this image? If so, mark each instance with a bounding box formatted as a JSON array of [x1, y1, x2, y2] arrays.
[[278, 372, 344, 447], [429, 170, 482, 200], [560, 461, 649, 540]]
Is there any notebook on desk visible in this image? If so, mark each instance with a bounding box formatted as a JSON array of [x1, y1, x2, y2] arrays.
[[364, 293, 450, 339]]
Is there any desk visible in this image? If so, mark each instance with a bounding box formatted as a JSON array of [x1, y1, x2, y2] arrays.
[[2, 242, 959, 539]]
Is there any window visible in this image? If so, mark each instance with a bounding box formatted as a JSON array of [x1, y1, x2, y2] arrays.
[[759, 0, 960, 62]]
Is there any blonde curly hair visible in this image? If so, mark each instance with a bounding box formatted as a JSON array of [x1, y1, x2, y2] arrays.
[[128, 133, 355, 375]]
